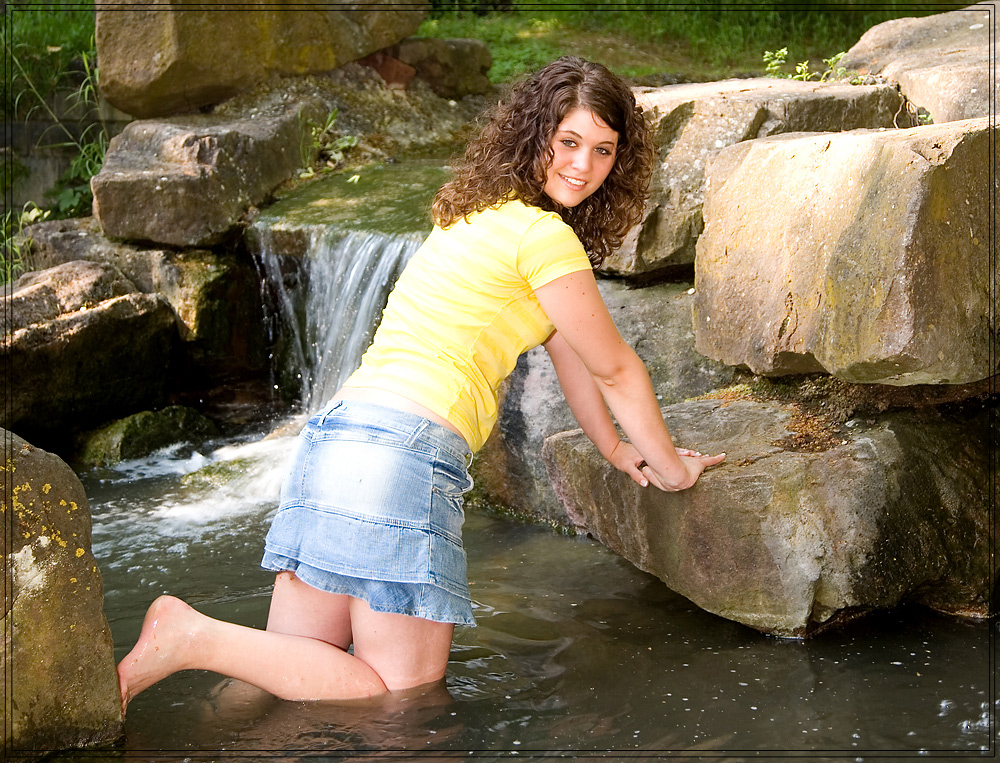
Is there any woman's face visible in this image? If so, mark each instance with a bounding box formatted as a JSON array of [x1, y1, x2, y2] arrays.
[[543, 107, 618, 208]]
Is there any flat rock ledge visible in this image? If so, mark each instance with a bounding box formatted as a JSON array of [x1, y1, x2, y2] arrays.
[[841, 3, 996, 124], [542, 398, 993, 638], [91, 88, 328, 247]]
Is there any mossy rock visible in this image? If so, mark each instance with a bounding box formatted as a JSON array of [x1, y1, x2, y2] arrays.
[[75, 405, 220, 467]]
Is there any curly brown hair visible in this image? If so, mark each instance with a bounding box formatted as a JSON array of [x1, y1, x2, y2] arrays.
[[432, 56, 655, 267]]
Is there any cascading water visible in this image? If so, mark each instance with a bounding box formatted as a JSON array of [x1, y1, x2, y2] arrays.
[[253, 225, 422, 414]]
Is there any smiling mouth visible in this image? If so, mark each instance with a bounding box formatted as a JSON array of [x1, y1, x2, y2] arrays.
[[560, 174, 587, 189]]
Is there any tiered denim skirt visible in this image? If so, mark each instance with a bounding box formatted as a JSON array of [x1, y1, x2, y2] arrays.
[[262, 399, 476, 626]]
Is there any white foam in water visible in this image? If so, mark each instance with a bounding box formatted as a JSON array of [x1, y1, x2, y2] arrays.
[[149, 433, 299, 524], [102, 443, 211, 483]]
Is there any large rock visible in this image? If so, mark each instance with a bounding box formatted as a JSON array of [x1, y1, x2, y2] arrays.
[[600, 79, 909, 278], [693, 116, 996, 385], [20, 217, 268, 374], [393, 37, 493, 98], [2, 430, 122, 754], [1, 261, 178, 446], [91, 86, 329, 247], [96, 1, 429, 118], [542, 398, 994, 637], [841, 4, 996, 124], [473, 280, 734, 523]]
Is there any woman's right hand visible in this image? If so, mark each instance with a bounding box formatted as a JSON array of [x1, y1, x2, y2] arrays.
[[640, 452, 726, 492]]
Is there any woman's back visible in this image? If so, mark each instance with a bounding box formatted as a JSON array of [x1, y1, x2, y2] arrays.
[[344, 198, 592, 451]]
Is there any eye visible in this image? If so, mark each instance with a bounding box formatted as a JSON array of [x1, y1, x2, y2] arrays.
[[560, 138, 577, 148], [596, 147, 613, 156]]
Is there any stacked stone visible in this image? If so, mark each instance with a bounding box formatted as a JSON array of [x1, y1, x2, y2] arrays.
[[535, 5, 996, 639]]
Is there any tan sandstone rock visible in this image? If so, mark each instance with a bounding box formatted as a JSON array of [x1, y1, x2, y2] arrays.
[[841, 3, 996, 124], [90, 86, 329, 248], [2, 430, 122, 754], [96, 1, 429, 118], [600, 79, 909, 278], [393, 37, 493, 98], [20, 217, 268, 375], [543, 399, 994, 637], [693, 116, 996, 385]]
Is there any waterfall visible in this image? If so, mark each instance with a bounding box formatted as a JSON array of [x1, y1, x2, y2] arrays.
[[254, 225, 423, 414]]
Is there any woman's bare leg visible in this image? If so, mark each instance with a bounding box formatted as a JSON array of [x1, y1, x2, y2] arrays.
[[265, 571, 352, 648], [117, 573, 455, 712]]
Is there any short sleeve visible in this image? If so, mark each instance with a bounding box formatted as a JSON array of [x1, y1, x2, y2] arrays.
[[516, 212, 593, 290]]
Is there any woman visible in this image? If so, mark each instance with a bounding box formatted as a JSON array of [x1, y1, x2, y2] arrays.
[[117, 56, 725, 712]]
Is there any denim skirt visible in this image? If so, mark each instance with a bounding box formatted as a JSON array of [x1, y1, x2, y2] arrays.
[[261, 399, 476, 626]]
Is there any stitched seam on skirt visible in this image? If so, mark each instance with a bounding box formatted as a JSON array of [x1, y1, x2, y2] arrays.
[[277, 502, 464, 545]]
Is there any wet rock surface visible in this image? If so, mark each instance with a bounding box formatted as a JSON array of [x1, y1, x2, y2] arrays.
[[73, 405, 220, 467]]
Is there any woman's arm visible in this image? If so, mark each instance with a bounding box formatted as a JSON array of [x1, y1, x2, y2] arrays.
[[543, 329, 650, 487], [534, 270, 725, 491]]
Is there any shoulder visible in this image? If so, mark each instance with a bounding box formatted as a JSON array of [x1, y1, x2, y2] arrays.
[[484, 199, 578, 243]]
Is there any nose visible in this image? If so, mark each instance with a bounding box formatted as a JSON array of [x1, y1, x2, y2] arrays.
[[570, 149, 592, 174]]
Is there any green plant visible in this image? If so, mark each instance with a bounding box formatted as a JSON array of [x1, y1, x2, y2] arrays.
[[4, 5, 96, 122], [2, 203, 50, 284], [764, 47, 853, 83], [298, 109, 359, 179], [7, 31, 109, 218], [763, 47, 788, 77]]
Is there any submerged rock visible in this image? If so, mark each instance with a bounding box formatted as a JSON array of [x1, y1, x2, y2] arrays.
[[74, 405, 220, 467], [841, 3, 996, 124], [602, 79, 909, 279], [693, 116, 996, 385], [1, 430, 122, 754], [542, 398, 994, 638]]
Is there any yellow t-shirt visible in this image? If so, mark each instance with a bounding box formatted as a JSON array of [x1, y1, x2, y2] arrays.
[[343, 198, 593, 452]]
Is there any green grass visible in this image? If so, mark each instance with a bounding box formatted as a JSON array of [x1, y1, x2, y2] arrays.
[[419, 2, 940, 83], [4, 2, 97, 121]]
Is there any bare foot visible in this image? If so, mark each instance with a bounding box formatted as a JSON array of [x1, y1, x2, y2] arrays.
[[117, 595, 202, 715]]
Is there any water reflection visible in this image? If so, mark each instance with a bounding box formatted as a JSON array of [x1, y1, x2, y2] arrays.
[[80, 438, 994, 758]]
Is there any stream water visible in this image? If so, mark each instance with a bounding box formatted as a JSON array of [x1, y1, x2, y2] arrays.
[[75, 163, 995, 759]]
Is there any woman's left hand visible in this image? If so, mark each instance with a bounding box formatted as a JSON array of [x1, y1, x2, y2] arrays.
[[608, 441, 651, 487]]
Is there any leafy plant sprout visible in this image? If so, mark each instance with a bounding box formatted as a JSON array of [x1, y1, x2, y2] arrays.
[[763, 47, 857, 83], [298, 108, 359, 179], [2, 203, 50, 285]]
